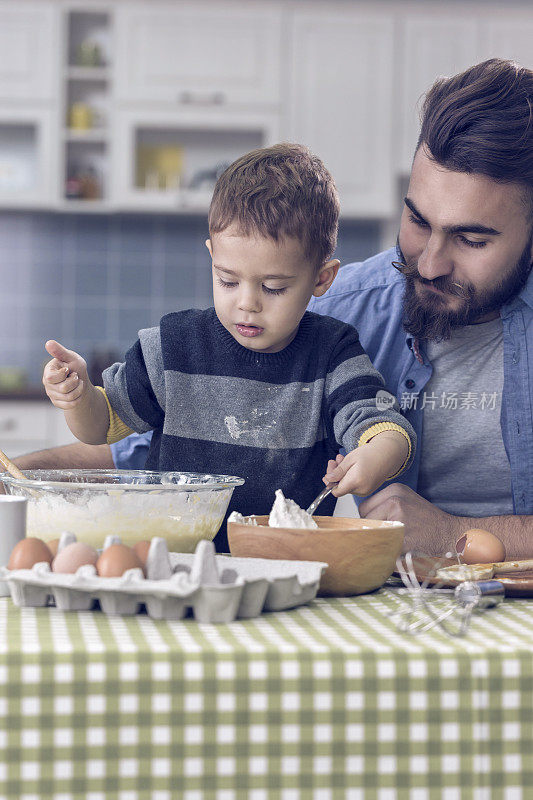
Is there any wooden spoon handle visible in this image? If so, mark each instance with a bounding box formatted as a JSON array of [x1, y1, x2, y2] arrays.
[[491, 558, 533, 574], [0, 448, 27, 481], [436, 558, 533, 582]]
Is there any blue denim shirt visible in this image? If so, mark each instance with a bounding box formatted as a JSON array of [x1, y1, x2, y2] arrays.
[[111, 428, 152, 471], [112, 247, 533, 514], [308, 247, 533, 515]]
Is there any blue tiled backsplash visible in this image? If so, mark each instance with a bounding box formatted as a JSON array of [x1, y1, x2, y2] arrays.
[[0, 212, 380, 385]]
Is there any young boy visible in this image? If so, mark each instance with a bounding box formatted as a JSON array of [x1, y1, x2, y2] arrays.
[[43, 143, 415, 551]]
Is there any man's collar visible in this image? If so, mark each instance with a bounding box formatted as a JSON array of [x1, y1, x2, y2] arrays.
[[405, 337, 425, 364], [515, 266, 533, 310], [500, 266, 533, 315]]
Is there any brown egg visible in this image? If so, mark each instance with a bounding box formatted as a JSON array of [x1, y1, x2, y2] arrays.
[[96, 544, 144, 578], [47, 539, 60, 557], [8, 538, 53, 570], [52, 542, 98, 574], [132, 540, 151, 568], [455, 529, 506, 564]]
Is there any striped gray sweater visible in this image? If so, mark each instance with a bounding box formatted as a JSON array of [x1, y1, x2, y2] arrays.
[[103, 308, 415, 551]]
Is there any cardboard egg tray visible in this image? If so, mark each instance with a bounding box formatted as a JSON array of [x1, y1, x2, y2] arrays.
[[0, 533, 327, 623]]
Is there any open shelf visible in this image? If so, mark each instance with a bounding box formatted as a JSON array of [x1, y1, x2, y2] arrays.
[[133, 126, 264, 196], [62, 9, 112, 205]]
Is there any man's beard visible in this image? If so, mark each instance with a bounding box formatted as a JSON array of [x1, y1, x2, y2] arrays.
[[397, 236, 533, 341]]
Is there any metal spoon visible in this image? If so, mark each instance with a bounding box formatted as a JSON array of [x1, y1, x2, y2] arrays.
[[306, 482, 338, 515]]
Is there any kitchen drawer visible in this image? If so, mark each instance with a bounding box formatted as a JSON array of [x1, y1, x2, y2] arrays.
[[0, 402, 50, 441]]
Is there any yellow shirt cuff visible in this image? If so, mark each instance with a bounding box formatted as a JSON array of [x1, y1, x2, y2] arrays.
[[357, 422, 412, 479], [94, 386, 135, 445]]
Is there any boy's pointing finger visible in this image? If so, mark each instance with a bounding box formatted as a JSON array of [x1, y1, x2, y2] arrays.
[[45, 339, 75, 364]]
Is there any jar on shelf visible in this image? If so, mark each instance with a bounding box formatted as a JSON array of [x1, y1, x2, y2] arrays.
[[69, 103, 93, 131], [65, 167, 101, 200], [79, 168, 101, 200], [65, 172, 82, 199], [76, 41, 102, 67]]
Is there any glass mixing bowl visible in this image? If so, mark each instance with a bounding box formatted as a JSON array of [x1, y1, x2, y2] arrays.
[[1, 469, 244, 551]]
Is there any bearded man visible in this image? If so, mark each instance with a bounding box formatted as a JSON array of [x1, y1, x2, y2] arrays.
[[313, 58, 533, 555]]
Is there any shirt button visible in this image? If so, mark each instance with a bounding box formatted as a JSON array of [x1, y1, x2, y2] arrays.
[[405, 379, 415, 389]]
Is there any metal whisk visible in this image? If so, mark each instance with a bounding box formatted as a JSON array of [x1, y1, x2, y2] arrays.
[[390, 551, 505, 636]]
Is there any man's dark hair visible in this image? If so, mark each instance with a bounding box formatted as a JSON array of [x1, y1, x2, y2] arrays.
[[418, 59, 533, 213], [209, 143, 339, 267]]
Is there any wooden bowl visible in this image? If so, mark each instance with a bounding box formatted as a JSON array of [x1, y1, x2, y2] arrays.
[[227, 516, 404, 596]]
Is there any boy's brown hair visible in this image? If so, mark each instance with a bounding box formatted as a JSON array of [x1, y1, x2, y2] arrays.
[[208, 143, 339, 266]]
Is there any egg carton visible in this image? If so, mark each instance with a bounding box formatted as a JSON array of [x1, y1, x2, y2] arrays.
[[0, 533, 327, 623]]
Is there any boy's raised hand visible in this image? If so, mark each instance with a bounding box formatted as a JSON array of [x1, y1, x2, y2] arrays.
[[43, 340, 90, 410]]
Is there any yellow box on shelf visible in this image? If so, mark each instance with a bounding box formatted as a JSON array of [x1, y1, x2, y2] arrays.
[[136, 145, 184, 191]]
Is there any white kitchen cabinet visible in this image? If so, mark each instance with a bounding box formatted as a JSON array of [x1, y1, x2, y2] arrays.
[[397, 8, 533, 175], [0, 3, 57, 103], [114, 1, 283, 108], [0, 2, 59, 207], [397, 15, 481, 173], [0, 0, 530, 217], [287, 10, 395, 218], [112, 106, 279, 211], [0, 401, 77, 459], [0, 106, 58, 207]]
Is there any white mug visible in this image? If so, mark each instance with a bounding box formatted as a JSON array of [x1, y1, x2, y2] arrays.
[[0, 496, 27, 596]]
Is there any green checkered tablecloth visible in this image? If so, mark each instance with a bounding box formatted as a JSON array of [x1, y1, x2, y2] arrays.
[[1, 589, 532, 800]]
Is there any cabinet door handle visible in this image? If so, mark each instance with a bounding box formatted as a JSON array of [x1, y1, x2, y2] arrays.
[[0, 418, 17, 432], [177, 90, 225, 105]]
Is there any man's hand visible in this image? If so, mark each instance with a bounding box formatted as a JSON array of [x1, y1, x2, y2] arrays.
[[359, 483, 466, 555], [43, 340, 90, 410], [359, 484, 533, 559]]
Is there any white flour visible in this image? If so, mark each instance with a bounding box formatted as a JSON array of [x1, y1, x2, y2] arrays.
[[268, 489, 318, 529], [228, 490, 318, 529], [227, 511, 258, 525], [224, 410, 276, 441]]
